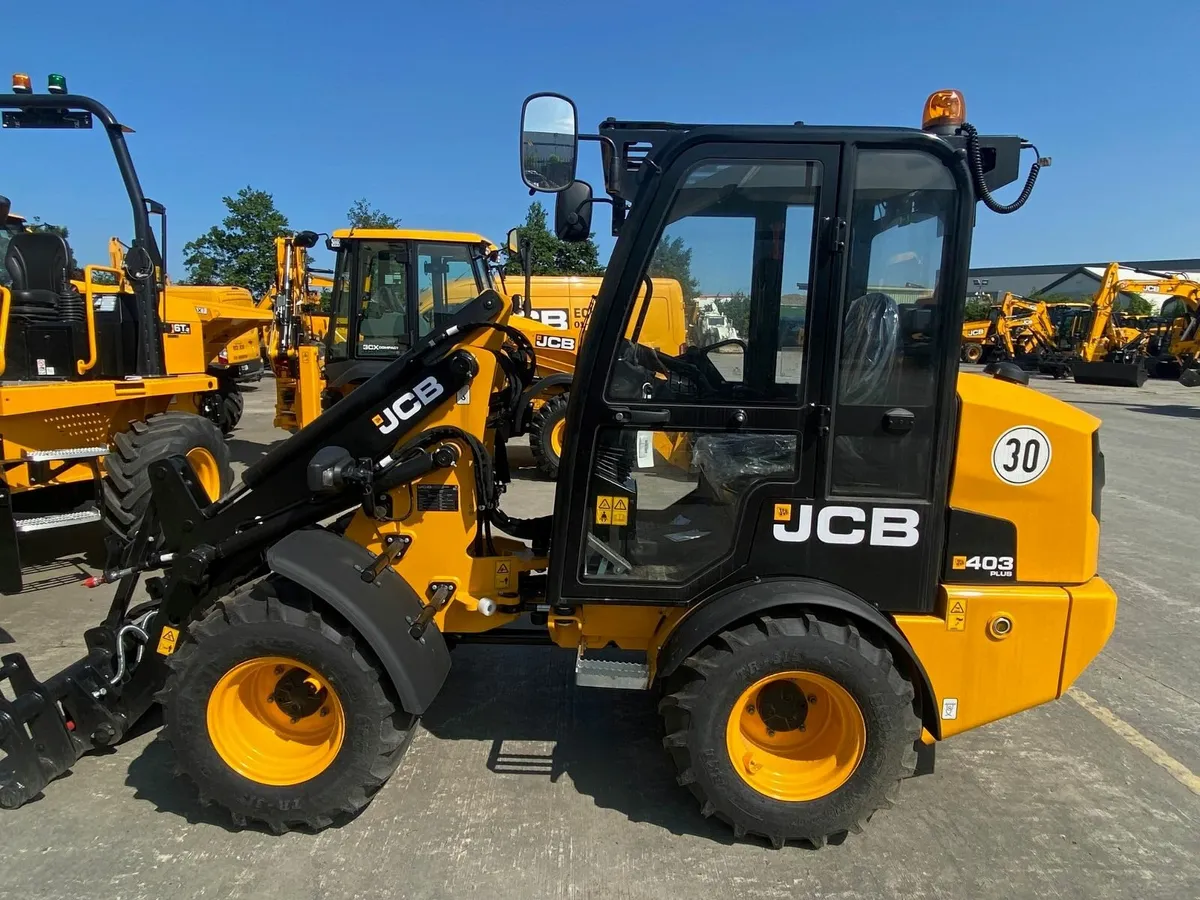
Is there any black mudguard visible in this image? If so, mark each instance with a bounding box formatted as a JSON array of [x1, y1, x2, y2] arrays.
[[657, 578, 940, 738], [265, 529, 450, 715]]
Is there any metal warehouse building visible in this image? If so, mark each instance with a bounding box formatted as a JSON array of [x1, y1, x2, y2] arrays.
[[968, 258, 1200, 305]]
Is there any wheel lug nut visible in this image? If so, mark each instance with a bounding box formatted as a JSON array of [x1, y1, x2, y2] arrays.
[[745, 704, 755, 714], [766, 728, 776, 737], [320, 707, 329, 717], [807, 695, 817, 704], [275, 666, 285, 675]]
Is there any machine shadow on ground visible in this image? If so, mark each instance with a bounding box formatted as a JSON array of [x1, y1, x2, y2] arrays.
[[420, 644, 740, 846]]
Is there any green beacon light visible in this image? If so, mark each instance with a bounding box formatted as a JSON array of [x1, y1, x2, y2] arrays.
[[47, 73, 68, 95]]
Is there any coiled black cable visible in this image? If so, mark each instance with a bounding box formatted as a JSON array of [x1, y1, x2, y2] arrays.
[[961, 122, 1042, 215]]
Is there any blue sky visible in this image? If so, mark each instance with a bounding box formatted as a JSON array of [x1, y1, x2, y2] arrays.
[[5, 0, 1198, 286]]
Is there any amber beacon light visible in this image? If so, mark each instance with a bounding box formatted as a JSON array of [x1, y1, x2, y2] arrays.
[[922, 89, 965, 131]]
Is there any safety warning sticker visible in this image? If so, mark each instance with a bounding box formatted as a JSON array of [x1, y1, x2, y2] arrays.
[[595, 495, 613, 525], [494, 560, 511, 590], [946, 599, 967, 632]]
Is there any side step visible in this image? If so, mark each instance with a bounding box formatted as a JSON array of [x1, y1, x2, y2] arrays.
[[14, 507, 103, 534], [575, 652, 650, 690], [23, 446, 108, 462]]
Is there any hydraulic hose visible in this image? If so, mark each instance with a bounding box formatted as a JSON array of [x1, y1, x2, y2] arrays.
[[960, 122, 1043, 215]]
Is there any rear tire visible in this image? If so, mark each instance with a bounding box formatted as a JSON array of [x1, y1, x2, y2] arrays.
[[219, 389, 245, 433], [102, 413, 232, 541], [529, 393, 568, 479], [160, 578, 416, 833], [961, 343, 983, 364], [660, 612, 920, 848]]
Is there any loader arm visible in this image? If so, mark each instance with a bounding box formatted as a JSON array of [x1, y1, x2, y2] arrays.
[[0, 288, 534, 808], [1079, 262, 1123, 362]]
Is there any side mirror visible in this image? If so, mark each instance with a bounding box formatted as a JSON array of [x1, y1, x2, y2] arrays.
[[520, 92, 578, 193], [506, 227, 521, 255], [294, 230, 320, 250], [555, 181, 593, 242], [0, 195, 10, 221]]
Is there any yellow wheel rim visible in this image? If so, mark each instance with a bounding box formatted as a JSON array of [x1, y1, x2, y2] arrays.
[[725, 671, 866, 802], [207, 656, 345, 786], [549, 417, 567, 459], [185, 447, 222, 501]]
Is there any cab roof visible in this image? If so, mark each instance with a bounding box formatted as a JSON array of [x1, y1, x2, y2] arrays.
[[331, 227, 492, 246]]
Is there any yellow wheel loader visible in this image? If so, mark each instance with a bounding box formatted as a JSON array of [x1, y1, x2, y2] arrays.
[[0, 82, 236, 593], [0, 89, 1117, 850]]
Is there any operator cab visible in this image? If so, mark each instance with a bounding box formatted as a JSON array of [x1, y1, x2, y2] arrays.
[[321, 229, 497, 402], [521, 90, 1041, 612]]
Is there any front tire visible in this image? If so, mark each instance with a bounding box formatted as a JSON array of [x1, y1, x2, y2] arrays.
[[528, 393, 568, 479], [160, 578, 415, 833], [102, 413, 232, 541], [961, 343, 983, 364], [660, 612, 920, 848]]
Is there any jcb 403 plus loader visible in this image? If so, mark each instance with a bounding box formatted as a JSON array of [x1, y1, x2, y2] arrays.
[[0, 89, 1115, 849]]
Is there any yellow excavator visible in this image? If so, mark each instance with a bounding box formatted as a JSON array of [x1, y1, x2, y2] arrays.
[[1060, 264, 1200, 386], [1034, 263, 1148, 386]]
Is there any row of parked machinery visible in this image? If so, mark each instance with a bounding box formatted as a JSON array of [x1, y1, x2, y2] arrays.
[[0, 80, 1119, 850], [959, 262, 1200, 387]]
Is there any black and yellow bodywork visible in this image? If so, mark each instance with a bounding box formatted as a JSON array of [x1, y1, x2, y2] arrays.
[[0, 90, 1116, 849]]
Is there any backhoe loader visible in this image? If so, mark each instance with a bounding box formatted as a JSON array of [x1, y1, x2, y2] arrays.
[[0, 81, 236, 593], [271, 225, 688, 477], [0, 89, 1116, 850], [1130, 277, 1200, 378]]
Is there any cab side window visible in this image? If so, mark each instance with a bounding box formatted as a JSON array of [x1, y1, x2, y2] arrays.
[[608, 160, 822, 404], [831, 151, 956, 497], [417, 243, 482, 336]]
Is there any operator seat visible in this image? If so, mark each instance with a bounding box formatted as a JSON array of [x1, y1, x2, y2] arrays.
[[840, 291, 900, 403], [4, 232, 72, 320]]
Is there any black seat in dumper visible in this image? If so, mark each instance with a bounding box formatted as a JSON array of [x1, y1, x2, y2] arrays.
[[4, 232, 88, 379], [5, 232, 72, 320]]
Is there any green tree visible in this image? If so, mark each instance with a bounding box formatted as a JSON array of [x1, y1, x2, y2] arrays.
[[503, 202, 603, 277], [716, 291, 751, 337], [648, 234, 702, 332], [963, 297, 991, 321], [347, 198, 401, 229], [27, 218, 81, 278], [182, 187, 290, 297]]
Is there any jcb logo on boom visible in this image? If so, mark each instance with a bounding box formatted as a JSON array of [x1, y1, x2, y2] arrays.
[[534, 333, 576, 351], [772, 503, 920, 547], [371, 376, 445, 435]]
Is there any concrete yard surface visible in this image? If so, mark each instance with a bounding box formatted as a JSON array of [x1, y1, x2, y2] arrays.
[[1, 376, 1198, 900]]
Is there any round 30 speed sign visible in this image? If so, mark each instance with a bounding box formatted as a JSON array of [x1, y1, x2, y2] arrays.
[[991, 426, 1052, 486]]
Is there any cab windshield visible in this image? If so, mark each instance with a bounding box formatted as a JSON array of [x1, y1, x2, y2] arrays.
[[326, 239, 490, 362]]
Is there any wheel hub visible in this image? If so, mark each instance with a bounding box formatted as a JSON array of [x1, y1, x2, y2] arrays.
[[755, 679, 809, 732], [271, 667, 328, 721]]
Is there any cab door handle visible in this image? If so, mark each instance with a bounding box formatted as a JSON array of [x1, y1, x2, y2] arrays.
[[613, 407, 670, 425], [883, 407, 914, 434]]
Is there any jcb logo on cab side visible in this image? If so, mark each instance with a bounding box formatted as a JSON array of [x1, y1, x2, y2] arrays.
[[772, 504, 920, 547], [534, 333, 576, 351], [371, 376, 445, 434]]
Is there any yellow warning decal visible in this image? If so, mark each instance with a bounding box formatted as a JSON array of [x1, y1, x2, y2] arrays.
[[156, 625, 180, 656], [494, 560, 512, 590], [947, 599, 966, 632], [612, 496, 629, 526], [595, 495, 613, 525], [951, 555, 967, 570], [773, 502, 792, 522]]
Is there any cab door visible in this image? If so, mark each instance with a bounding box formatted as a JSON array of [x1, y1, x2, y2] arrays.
[[548, 143, 841, 605]]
